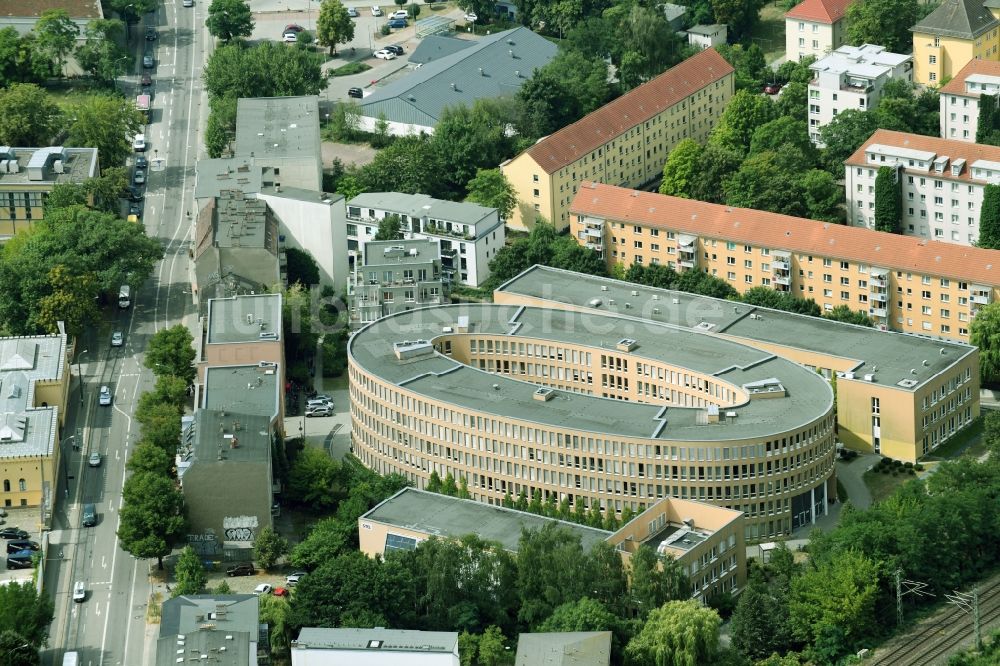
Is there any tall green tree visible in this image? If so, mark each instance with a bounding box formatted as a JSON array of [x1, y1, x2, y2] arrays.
[[724, 150, 809, 217], [977, 94, 1000, 145], [285, 247, 321, 286], [253, 527, 290, 570], [846, 0, 918, 53], [75, 19, 130, 84], [431, 101, 517, 198], [659, 139, 704, 199], [0, 630, 37, 666], [628, 546, 689, 617], [127, 442, 173, 476], [173, 546, 207, 597], [712, 0, 766, 40], [614, 4, 683, 89], [709, 89, 776, 155], [818, 109, 880, 174], [517, 50, 614, 139], [287, 447, 343, 509], [873, 166, 901, 233], [316, 0, 355, 55], [0, 582, 54, 648], [206, 0, 255, 42], [824, 305, 875, 327], [289, 517, 352, 570], [34, 265, 99, 337], [979, 184, 1000, 249], [466, 169, 517, 221], [516, 524, 592, 629], [0, 83, 62, 147], [624, 600, 721, 666], [373, 214, 403, 241], [258, 594, 293, 657], [118, 471, 187, 569], [145, 325, 197, 384], [66, 94, 145, 168], [204, 42, 326, 101], [34, 9, 79, 74], [970, 301, 1000, 384], [717, 43, 768, 91], [538, 598, 625, 663], [730, 572, 793, 660]]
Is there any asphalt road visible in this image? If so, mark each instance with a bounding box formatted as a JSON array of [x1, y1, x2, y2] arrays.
[[42, 0, 208, 664]]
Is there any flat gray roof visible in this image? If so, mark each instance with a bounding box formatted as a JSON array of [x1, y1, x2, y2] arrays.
[[159, 595, 259, 636], [293, 627, 458, 652], [259, 184, 342, 205], [362, 488, 612, 553], [363, 238, 440, 266], [409, 34, 476, 65], [182, 409, 271, 468], [0, 335, 65, 460], [348, 192, 497, 228], [156, 629, 251, 666], [235, 96, 321, 160], [206, 294, 282, 345], [497, 266, 976, 392], [215, 191, 270, 248], [349, 304, 833, 442], [515, 632, 612, 666], [195, 158, 264, 199], [0, 147, 98, 187], [203, 364, 280, 420]]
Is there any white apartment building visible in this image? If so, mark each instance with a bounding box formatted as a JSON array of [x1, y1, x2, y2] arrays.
[[808, 44, 912, 145], [940, 58, 1000, 142], [845, 129, 1000, 246], [784, 0, 854, 63], [345, 192, 506, 287]]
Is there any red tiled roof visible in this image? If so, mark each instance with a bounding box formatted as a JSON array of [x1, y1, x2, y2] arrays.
[[845, 129, 1000, 184], [570, 182, 1000, 286], [5, 0, 102, 19], [524, 48, 734, 175], [784, 0, 854, 24], [938, 58, 1000, 95]]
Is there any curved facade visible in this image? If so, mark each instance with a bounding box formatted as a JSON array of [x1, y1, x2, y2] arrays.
[[349, 304, 837, 542]]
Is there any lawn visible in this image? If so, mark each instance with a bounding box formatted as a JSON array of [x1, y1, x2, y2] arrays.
[[749, 1, 788, 65], [922, 412, 986, 461], [862, 468, 916, 503]]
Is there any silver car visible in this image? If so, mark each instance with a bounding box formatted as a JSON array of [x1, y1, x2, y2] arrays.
[[98, 385, 112, 406], [88, 452, 102, 468], [111, 331, 124, 347]]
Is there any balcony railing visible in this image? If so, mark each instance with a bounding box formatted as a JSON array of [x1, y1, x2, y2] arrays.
[[869, 307, 887, 318], [971, 292, 991, 305], [772, 258, 789, 270]]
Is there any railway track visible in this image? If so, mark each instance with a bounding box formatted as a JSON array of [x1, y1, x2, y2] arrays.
[[869, 575, 1000, 666]]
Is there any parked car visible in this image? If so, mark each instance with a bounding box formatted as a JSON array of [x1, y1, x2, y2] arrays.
[[764, 82, 782, 95], [183, 0, 194, 6], [284, 23, 304, 33], [373, 49, 396, 60], [348, 87, 364, 99], [348, 7, 359, 16], [98, 385, 112, 406], [371, 6, 383, 16], [111, 331, 124, 347], [307, 394, 333, 403], [141, 73, 152, 87], [385, 44, 404, 55], [464, 12, 478, 22], [129, 203, 142, 217], [390, 10, 408, 19], [142, 54, 154, 68], [253, 583, 272, 595], [133, 169, 146, 185], [226, 563, 256, 577], [89, 452, 102, 467], [273, 587, 289, 597], [135, 155, 148, 168], [285, 572, 306, 586], [6, 540, 38, 554], [128, 186, 144, 202], [73, 582, 86, 602], [0, 528, 30, 540], [305, 405, 332, 417], [283, 31, 299, 42], [6, 554, 33, 569], [387, 18, 407, 28], [145, 26, 157, 40], [133, 134, 146, 151]]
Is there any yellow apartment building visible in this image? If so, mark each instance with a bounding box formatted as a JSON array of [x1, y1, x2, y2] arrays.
[[571, 181, 1000, 344], [494, 264, 979, 464], [359, 487, 746, 600], [0, 147, 99, 239], [500, 48, 734, 233], [350, 304, 838, 543], [911, 0, 1000, 86], [0, 333, 70, 523]]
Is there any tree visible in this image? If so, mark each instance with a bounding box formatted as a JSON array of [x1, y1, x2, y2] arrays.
[[741, 287, 821, 316], [0, 630, 37, 666], [136, 402, 184, 455], [818, 109, 880, 173], [614, 4, 684, 89], [145, 325, 197, 384], [712, 0, 766, 40], [873, 166, 901, 233], [118, 471, 187, 569], [35, 265, 99, 337], [407, 3, 421, 19], [206, 0, 254, 42], [476, 625, 506, 666], [34, 9, 79, 74], [977, 94, 1000, 145], [801, 169, 844, 222], [75, 19, 130, 84], [204, 41, 325, 101], [588, 540, 628, 614], [127, 442, 173, 476], [724, 151, 808, 217], [659, 139, 704, 199], [254, 527, 290, 570], [173, 546, 207, 597], [316, 0, 354, 55], [0, 582, 54, 648], [66, 95, 145, 169], [466, 169, 517, 221], [775, 81, 808, 121], [690, 144, 743, 203], [432, 100, 518, 198], [518, 50, 614, 139], [717, 43, 768, 91], [750, 117, 817, 165], [205, 95, 238, 158], [980, 184, 1000, 249], [628, 546, 689, 617], [290, 517, 352, 570], [709, 89, 776, 155], [356, 136, 444, 197], [285, 247, 321, 286], [824, 305, 875, 327], [846, 0, 918, 53], [287, 447, 343, 508], [258, 594, 293, 657], [327, 101, 361, 142], [730, 573, 793, 660], [538, 598, 624, 661], [971, 302, 1000, 384], [0, 84, 62, 147], [441, 472, 459, 496], [624, 600, 721, 666], [373, 213, 403, 241], [458, 476, 471, 499], [516, 524, 592, 628]]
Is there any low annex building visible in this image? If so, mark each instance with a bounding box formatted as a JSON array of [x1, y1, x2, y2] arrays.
[[349, 303, 837, 543], [291, 628, 460, 666], [0, 147, 99, 239], [515, 633, 612, 666], [495, 265, 979, 463], [155, 594, 266, 666]]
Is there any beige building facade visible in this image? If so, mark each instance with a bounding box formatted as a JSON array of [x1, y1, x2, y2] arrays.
[[500, 48, 733, 233], [0, 147, 99, 240], [784, 0, 853, 62], [939, 58, 1000, 141]]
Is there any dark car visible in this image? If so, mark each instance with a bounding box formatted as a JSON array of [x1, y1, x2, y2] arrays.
[[0, 527, 29, 540], [347, 87, 363, 99], [763, 82, 782, 95], [6, 553, 34, 569], [284, 23, 304, 33], [386, 44, 404, 56], [145, 26, 157, 40], [135, 155, 148, 169], [142, 54, 154, 68], [129, 203, 142, 217], [226, 563, 256, 577], [387, 18, 407, 28], [141, 73, 152, 87], [128, 186, 144, 202], [6, 540, 39, 554]]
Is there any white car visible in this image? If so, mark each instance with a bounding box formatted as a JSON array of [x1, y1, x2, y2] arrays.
[[88, 452, 102, 468], [73, 581, 86, 602], [98, 385, 112, 406], [253, 583, 272, 595], [132, 134, 146, 151], [285, 571, 306, 586], [283, 31, 299, 42], [183, 0, 194, 5], [371, 6, 382, 16], [111, 331, 123, 347], [305, 405, 332, 418], [390, 10, 408, 19], [464, 12, 477, 22], [373, 49, 396, 60]]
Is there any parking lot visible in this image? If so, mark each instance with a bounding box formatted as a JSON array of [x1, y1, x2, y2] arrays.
[[0, 506, 43, 584]]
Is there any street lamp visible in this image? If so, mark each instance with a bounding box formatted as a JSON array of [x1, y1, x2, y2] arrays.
[[76, 349, 88, 406]]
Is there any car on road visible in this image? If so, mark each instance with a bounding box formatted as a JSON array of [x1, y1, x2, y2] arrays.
[[253, 583, 272, 595], [73, 582, 86, 602], [135, 155, 148, 168], [6, 540, 38, 554], [0, 528, 29, 540], [226, 563, 256, 577], [305, 404, 332, 417], [89, 452, 102, 467], [128, 186, 144, 202], [133, 169, 146, 185], [390, 10, 408, 19], [371, 6, 383, 16], [142, 54, 154, 68], [764, 82, 782, 95], [464, 12, 477, 22], [133, 134, 146, 151], [387, 18, 407, 28], [129, 204, 142, 217], [386, 44, 404, 56], [373, 49, 396, 60], [111, 331, 124, 347], [98, 385, 112, 406], [6, 553, 34, 569], [285, 572, 306, 586], [145, 26, 157, 40], [82, 503, 96, 527], [348, 7, 359, 16], [348, 86, 364, 98], [141, 73, 152, 87], [183, 0, 194, 6]]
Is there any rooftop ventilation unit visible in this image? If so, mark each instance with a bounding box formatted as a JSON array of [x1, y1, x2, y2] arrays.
[[588, 298, 602, 307], [456, 315, 470, 333], [631, 290, 638, 296], [616, 338, 638, 352], [533, 387, 556, 401], [601, 285, 609, 291], [441, 326, 454, 333], [863, 374, 875, 382], [673, 298, 680, 304], [393, 339, 434, 360], [897, 378, 919, 388], [259, 332, 278, 340]]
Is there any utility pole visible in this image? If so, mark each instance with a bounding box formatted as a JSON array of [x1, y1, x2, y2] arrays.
[[895, 569, 933, 627], [945, 587, 982, 651]]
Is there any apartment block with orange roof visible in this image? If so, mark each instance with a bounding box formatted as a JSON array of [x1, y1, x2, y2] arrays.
[[499, 48, 734, 233], [939, 58, 1000, 140], [784, 0, 854, 62], [844, 128, 1000, 246], [570, 181, 1000, 344]]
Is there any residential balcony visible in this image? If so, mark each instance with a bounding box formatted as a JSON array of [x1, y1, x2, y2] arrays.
[[585, 242, 603, 252], [971, 291, 991, 305], [772, 258, 790, 271], [870, 272, 888, 287], [678, 259, 695, 269], [422, 225, 477, 241], [869, 306, 887, 318], [773, 274, 791, 286], [584, 227, 602, 238], [870, 291, 887, 303]]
